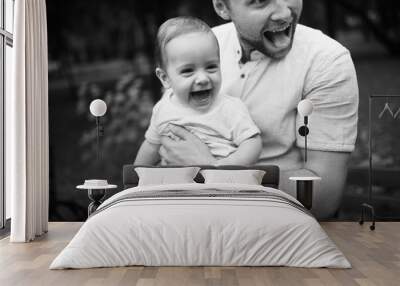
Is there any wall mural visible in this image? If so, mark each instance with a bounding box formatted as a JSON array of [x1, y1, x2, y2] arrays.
[[47, 0, 400, 221]]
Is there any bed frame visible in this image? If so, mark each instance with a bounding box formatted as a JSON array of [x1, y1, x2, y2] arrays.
[[123, 165, 280, 189]]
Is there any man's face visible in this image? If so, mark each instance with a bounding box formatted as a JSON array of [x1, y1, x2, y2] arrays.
[[215, 0, 303, 59], [159, 32, 222, 112]]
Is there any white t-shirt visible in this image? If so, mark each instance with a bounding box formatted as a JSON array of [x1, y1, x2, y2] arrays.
[[213, 23, 359, 170], [145, 90, 260, 159]]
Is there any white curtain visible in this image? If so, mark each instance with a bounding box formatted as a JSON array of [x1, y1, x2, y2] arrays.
[[7, 0, 49, 242]]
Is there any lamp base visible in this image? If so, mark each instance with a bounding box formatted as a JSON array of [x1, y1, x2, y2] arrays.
[[296, 180, 313, 210], [359, 203, 375, 231], [88, 189, 106, 217]]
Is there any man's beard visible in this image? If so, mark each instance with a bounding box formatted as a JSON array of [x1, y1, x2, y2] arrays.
[[238, 17, 299, 60]]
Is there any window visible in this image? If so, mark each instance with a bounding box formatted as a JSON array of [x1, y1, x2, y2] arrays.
[[1, 0, 14, 229]]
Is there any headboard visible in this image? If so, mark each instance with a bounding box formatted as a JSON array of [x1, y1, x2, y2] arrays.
[[123, 165, 280, 189]]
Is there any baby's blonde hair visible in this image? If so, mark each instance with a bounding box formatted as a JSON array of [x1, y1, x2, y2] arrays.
[[155, 16, 218, 69]]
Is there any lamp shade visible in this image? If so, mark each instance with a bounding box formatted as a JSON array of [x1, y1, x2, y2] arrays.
[[90, 99, 107, 117], [297, 99, 313, 116]]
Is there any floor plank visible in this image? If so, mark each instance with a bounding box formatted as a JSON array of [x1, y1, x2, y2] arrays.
[[0, 222, 399, 286]]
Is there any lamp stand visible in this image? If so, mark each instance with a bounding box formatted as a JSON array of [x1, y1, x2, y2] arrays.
[[96, 116, 100, 162], [304, 116, 308, 162], [298, 116, 309, 163]]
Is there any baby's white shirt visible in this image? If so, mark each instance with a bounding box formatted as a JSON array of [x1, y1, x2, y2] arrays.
[[145, 90, 260, 159]]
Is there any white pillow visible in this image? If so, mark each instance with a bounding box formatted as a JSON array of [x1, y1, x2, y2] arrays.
[[200, 169, 266, 185], [135, 167, 200, 186]]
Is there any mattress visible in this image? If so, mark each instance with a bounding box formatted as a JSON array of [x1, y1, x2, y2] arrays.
[[50, 183, 350, 269]]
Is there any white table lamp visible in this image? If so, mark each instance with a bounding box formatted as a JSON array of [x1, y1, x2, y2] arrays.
[[89, 99, 107, 161], [297, 99, 313, 162]]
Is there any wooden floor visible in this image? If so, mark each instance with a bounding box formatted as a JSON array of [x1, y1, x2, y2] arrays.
[[0, 222, 399, 286]]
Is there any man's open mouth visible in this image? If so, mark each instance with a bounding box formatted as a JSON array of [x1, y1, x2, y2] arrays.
[[190, 89, 212, 106], [263, 22, 293, 48]]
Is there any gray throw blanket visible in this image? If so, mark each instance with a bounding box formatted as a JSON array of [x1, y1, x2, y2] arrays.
[[91, 189, 311, 218]]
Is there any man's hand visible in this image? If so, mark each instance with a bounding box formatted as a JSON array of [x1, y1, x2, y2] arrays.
[[160, 124, 217, 165]]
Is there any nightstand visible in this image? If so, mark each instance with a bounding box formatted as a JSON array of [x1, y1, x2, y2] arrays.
[[289, 176, 321, 210], [77, 181, 117, 217]]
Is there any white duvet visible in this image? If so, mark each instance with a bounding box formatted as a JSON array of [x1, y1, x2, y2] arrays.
[[50, 183, 350, 269]]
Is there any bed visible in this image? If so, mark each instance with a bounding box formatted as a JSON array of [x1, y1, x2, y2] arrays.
[[50, 165, 350, 269]]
